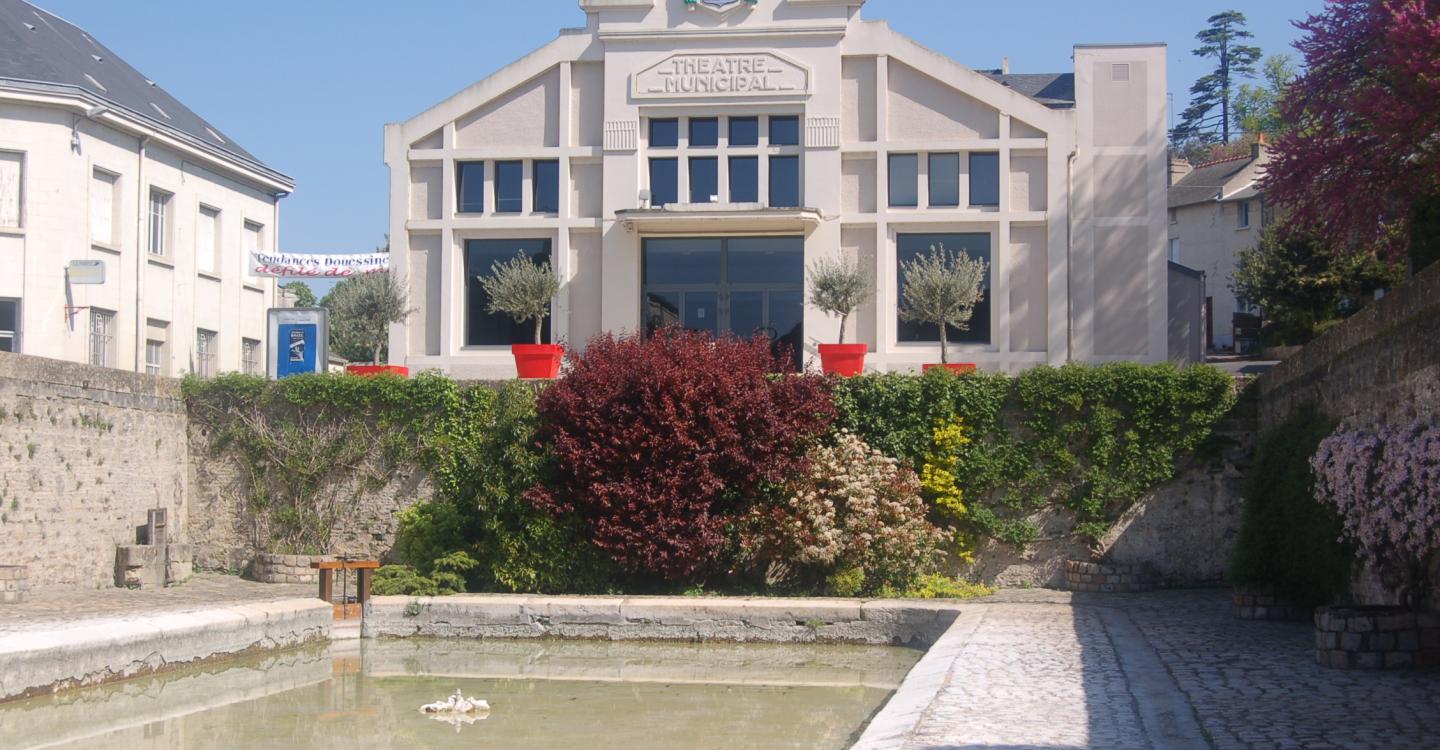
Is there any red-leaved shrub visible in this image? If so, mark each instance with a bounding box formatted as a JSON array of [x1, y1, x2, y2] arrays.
[[527, 329, 834, 582]]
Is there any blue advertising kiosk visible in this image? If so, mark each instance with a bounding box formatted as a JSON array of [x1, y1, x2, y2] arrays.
[[266, 308, 329, 379]]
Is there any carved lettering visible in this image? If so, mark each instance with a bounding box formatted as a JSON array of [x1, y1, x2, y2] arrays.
[[634, 53, 809, 99]]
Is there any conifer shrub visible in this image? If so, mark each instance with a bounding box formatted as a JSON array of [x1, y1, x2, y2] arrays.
[[526, 329, 834, 583]]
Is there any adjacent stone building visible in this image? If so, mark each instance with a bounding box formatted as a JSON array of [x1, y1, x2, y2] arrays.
[[0, 0, 293, 376], [386, 0, 1170, 377]]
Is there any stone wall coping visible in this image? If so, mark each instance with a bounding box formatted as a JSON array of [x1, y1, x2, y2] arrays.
[[0, 598, 331, 702], [0, 351, 182, 404]]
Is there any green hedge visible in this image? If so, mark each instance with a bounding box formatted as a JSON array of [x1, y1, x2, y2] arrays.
[[833, 363, 1236, 543]]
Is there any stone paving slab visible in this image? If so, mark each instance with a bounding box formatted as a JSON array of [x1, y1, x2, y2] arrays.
[[0, 574, 311, 635]]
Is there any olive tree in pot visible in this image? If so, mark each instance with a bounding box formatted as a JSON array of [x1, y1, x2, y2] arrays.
[[808, 256, 873, 376], [480, 251, 563, 378], [898, 243, 988, 372]]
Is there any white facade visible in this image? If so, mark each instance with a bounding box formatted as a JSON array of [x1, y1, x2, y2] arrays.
[[0, 5, 293, 376], [387, 0, 1169, 377]]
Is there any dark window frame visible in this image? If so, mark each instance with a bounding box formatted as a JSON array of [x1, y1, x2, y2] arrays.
[[889, 153, 919, 208], [968, 152, 1000, 207], [768, 155, 801, 208], [689, 117, 719, 148], [729, 155, 759, 203], [495, 160, 524, 214], [896, 232, 993, 346], [456, 162, 485, 214], [769, 116, 801, 146], [649, 157, 679, 207], [464, 238, 554, 346], [532, 159, 560, 214], [650, 118, 679, 148], [689, 156, 719, 204], [928, 153, 961, 208], [729, 116, 760, 146]]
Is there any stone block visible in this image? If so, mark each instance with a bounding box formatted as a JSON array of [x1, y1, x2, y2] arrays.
[[1326, 650, 1350, 669], [1421, 628, 1440, 650], [1354, 651, 1383, 669], [1346, 616, 1376, 633], [1377, 613, 1415, 631], [1384, 651, 1414, 669], [1396, 630, 1420, 652], [1372, 632, 1395, 651]]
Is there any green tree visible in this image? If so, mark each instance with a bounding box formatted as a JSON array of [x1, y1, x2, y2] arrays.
[[322, 266, 413, 364], [279, 281, 317, 308], [1175, 10, 1263, 145], [898, 244, 988, 364], [1232, 54, 1297, 138], [479, 252, 560, 345], [807, 256, 872, 344], [1231, 223, 1403, 345]]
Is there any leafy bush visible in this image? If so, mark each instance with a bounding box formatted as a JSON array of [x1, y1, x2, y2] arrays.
[[528, 329, 834, 582], [897, 574, 995, 600], [371, 552, 475, 596], [1312, 420, 1440, 609], [834, 363, 1236, 545], [1231, 408, 1351, 608], [738, 432, 948, 596]]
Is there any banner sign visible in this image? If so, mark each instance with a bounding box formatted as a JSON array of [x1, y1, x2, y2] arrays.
[[250, 251, 389, 278]]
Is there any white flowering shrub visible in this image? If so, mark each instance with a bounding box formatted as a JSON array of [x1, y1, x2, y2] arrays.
[[1311, 420, 1440, 607], [739, 431, 949, 595]]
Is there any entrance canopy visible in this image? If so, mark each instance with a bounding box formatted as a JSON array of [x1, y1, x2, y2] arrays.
[[616, 205, 823, 235]]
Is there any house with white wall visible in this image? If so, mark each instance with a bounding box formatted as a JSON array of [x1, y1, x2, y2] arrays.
[[0, 0, 293, 375], [386, 0, 1170, 377], [1167, 141, 1270, 351]]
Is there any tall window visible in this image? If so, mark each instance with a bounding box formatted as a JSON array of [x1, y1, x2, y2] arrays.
[[729, 156, 759, 203], [195, 329, 217, 377], [769, 116, 800, 146], [0, 151, 21, 229], [495, 161, 524, 213], [689, 157, 718, 203], [457, 162, 485, 213], [649, 158, 678, 207], [1169, 238, 1181, 263], [0, 299, 18, 353], [533, 159, 559, 214], [1237, 201, 1251, 229], [464, 239, 552, 345], [888, 154, 919, 208], [89, 309, 115, 367], [241, 338, 260, 375], [769, 156, 800, 208], [148, 188, 172, 256], [144, 319, 168, 376], [196, 205, 220, 275], [928, 153, 961, 207], [90, 169, 118, 245], [897, 233, 991, 346], [969, 153, 1000, 206]]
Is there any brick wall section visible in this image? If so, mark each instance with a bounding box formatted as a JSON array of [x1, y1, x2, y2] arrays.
[[1256, 260, 1440, 431], [0, 352, 188, 590]]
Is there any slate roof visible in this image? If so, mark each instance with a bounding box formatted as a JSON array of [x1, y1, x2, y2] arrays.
[[1168, 155, 1255, 209], [0, 0, 279, 177], [978, 71, 1075, 108]]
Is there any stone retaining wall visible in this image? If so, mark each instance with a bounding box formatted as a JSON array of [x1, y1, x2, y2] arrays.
[[0, 597, 331, 702], [1314, 606, 1440, 670], [0, 565, 28, 604], [1232, 586, 1310, 621], [248, 552, 333, 584], [364, 594, 961, 646], [1065, 561, 1155, 593]]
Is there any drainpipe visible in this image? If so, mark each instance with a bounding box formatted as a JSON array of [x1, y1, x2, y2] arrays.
[[134, 135, 149, 372], [1065, 149, 1077, 363]]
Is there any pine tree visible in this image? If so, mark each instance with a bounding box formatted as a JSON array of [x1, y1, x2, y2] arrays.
[[1175, 11, 1262, 145]]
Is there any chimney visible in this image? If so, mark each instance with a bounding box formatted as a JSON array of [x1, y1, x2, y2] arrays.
[[1169, 155, 1193, 186], [1002, 57, 1010, 75]]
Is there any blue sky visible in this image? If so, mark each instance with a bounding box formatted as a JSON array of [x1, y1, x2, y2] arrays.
[[37, 0, 1324, 293]]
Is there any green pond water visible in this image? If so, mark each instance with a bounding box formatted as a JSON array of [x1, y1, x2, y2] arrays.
[[0, 638, 921, 749]]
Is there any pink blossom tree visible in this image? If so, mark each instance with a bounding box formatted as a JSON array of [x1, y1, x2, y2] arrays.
[[1261, 0, 1440, 262]]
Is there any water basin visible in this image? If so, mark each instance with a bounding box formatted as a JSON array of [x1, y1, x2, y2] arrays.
[[0, 638, 921, 749]]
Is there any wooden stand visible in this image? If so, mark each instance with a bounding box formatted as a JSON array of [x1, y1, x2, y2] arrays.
[[311, 559, 379, 620]]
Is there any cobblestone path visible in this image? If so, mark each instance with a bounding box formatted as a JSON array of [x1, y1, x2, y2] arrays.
[[0, 574, 310, 635], [900, 590, 1440, 750]]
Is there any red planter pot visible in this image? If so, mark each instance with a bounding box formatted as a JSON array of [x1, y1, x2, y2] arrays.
[[345, 365, 409, 377], [818, 343, 868, 376], [512, 344, 564, 379], [922, 363, 978, 375]]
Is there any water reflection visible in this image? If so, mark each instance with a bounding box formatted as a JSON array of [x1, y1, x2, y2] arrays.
[[0, 639, 920, 750]]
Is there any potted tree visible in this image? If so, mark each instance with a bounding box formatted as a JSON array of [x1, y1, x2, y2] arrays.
[[898, 243, 987, 373], [480, 251, 563, 378], [327, 270, 414, 377], [808, 256, 873, 376]]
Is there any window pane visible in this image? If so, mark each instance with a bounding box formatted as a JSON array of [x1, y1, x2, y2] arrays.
[[969, 152, 1000, 206], [889, 154, 918, 207], [689, 157, 718, 203], [769, 116, 800, 146], [689, 118, 718, 147], [533, 160, 559, 214], [769, 156, 800, 207], [649, 158, 678, 207], [495, 160, 523, 213], [729, 291, 765, 339], [0, 151, 20, 229], [729, 117, 759, 146], [928, 153, 960, 207], [684, 291, 719, 336], [896, 233, 991, 345], [644, 238, 722, 284], [464, 239, 553, 346], [727, 237, 803, 284], [650, 118, 679, 148], [457, 162, 485, 213], [645, 291, 680, 335], [0, 299, 15, 332], [729, 156, 758, 203], [769, 289, 804, 371]]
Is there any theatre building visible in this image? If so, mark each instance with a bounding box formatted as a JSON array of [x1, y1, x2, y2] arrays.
[[386, 0, 1169, 377]]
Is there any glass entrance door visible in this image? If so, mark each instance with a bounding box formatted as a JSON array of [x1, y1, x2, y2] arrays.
[[643, 237, 804, 369]]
